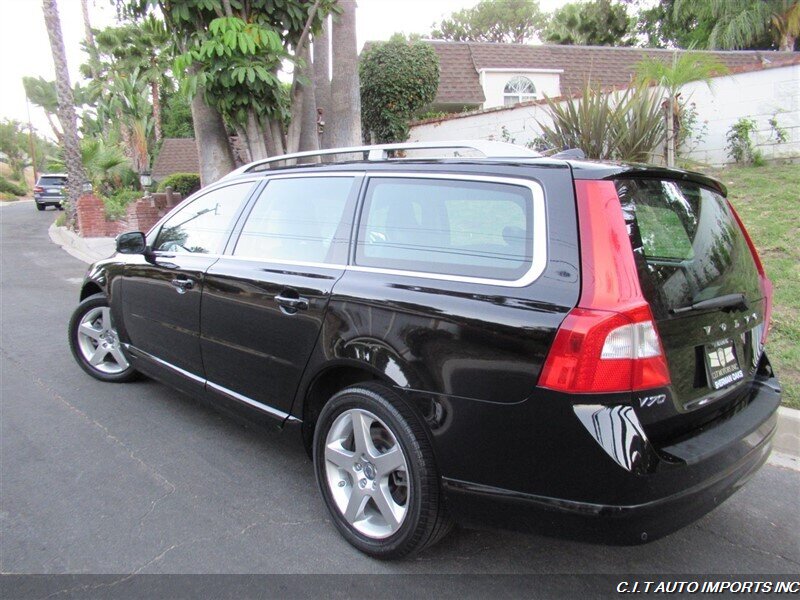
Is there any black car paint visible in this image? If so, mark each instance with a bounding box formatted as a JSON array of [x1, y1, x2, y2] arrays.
[[79, 158, 779, 544]]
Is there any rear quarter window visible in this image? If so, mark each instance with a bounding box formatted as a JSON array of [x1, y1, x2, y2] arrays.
[[355, 177, 536, 281]]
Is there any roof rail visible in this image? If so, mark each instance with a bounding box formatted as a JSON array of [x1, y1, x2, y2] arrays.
[[221, 140, 540, 179]]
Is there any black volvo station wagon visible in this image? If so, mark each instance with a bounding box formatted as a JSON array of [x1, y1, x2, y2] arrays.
[[68, 141, 781, 559]]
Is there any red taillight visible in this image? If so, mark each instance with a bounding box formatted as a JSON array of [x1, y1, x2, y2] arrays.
[[539, 180, 671, 394], [34, 186, 44, 193], [727, 200, 772, 345]]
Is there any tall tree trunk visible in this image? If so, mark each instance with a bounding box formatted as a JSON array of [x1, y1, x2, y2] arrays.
[[42, 0, 87, 229], [313, 22, 331, 149], [268, 119, 285, 157], [80, 0, 97, 79], [330, 0, 362, 148], [245, 110, 268, 161], [298, 43, 320, 159], [232, 123, 252, 163], [189, 67, 235, 186], [780, 31, 796, 51], [285, 1, 321, 155], [150, 80, 163, 145]]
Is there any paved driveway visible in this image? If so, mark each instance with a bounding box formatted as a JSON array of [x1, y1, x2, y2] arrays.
[[1, 202, 798, 576]]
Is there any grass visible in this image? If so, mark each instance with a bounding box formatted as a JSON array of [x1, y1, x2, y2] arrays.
[[712, 162, 800, 410]]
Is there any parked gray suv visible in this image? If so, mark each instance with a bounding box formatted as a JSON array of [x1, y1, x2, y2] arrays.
[[33, 174, 67, 210]]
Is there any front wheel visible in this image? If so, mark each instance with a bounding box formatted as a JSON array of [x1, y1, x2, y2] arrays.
[[68, 294, 138, 382], [313, 383, 453, 559]]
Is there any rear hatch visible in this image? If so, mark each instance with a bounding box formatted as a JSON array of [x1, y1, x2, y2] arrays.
[[614, 177, 768, 443]]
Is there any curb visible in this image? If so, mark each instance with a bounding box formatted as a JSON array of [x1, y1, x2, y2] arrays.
[[775, 406, 800, 459], [44, 220, 800, 462], [48, 222, 114, 264]]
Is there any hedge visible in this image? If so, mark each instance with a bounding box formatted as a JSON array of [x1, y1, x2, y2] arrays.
[[157, 173, 201, 197]]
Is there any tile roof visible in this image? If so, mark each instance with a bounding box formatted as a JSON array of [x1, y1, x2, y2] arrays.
[[152, 138, 200, 180], [423, 41, 799, 105], [152, 137, 247, 180]]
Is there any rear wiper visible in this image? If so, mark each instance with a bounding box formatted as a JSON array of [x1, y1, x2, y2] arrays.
[[670, 293, 749, 315]]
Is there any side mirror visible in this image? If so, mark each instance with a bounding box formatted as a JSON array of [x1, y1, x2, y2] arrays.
[[116, 231, 147, 255]]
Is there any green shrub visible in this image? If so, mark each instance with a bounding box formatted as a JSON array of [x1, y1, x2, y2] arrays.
[[0, 191, 19, 201], [537, 82, 666, 163], [360, 40, 440, 143], [157, 173, 201, 197], [0, 175, 27, 197], [103, 189, 143, 220], [726, 118, 764, 166]]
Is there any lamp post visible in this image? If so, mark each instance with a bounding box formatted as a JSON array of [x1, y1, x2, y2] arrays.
[[139, 171, 152, 192]]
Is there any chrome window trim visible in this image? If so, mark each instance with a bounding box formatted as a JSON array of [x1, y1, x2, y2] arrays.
[[146, 171, 549, 288], [127, 344, 299, 422], [353, 172, 548, 288]]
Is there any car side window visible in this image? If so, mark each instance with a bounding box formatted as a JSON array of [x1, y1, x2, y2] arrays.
[[154, 182, 254, 254], [233, 177, 356, 264], [356, 177, 534, 281]]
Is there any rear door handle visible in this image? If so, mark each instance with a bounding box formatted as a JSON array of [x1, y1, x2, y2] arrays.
[[275, 294, 309, 313], [170, 277, 194, 294]]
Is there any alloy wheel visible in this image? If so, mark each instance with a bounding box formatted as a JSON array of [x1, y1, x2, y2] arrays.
[[76, 306, 130, 374], [323, 408, 409, 539]]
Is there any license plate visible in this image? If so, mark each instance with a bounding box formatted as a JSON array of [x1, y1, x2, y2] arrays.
[[48, 188, 60, 194], [704, 339, 744, 390]]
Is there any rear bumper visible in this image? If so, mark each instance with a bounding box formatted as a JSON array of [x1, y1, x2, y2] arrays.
[[34, 196, 62, 204], [438, 374, 780, 545]]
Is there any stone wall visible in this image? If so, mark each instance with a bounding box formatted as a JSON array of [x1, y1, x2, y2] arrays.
[[76, 191, 182, 238]]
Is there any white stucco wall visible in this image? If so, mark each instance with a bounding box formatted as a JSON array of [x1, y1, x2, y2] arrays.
[[410, 64, 800, 166], [479, 69, 562, 109]]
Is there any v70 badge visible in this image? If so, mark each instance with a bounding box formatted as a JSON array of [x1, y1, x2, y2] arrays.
[[639, 393, 666, 408]]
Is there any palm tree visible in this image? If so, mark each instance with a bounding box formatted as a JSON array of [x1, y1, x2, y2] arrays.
[[636, 50, 729, 165], [42, 0, 88, 227], [330, 0, 362, 147], [674, 0, 800, 51]]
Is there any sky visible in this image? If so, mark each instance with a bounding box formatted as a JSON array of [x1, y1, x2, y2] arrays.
[[0, 0, 571, 140]]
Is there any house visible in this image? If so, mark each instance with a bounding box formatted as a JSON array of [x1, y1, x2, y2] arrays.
[[424, 41, 799, 112], [151, 137, 247, 182]]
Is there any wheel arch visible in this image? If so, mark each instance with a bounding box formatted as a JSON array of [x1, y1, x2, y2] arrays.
[[80, 281, 104, 301], [299, 361, 398, 456]]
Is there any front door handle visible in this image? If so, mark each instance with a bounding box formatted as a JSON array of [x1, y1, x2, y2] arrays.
[[170, 277, 194, 294], [275, 293, 309, 313]]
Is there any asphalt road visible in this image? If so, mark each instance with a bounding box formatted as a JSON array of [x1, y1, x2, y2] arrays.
[[1, 201, 799, 576]]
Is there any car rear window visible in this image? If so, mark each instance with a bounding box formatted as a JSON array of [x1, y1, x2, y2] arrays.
[[38, 176, 66, 187], [355, 177, 534, 281], [615, 178, 761, 314]]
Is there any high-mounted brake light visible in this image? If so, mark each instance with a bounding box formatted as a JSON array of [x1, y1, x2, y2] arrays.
[[539, 180, 671, 393], [727, 201, 772, 346]]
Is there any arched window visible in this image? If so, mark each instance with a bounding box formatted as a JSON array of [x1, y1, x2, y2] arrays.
[[503, 76, 537, 106]]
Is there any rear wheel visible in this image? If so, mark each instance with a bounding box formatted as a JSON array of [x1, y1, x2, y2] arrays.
[[68, 294, 138, 382], [313, 383, 452, 559], [36, 203, 45, 211]]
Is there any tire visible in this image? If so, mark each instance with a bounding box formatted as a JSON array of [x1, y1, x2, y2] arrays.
[[36, 203, 45, 211], [57, 204, 64, 211], [313, 382, 453, 559], [68, 293, 138, 383]]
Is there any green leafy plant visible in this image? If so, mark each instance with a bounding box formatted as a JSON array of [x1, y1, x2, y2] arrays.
[[103, 189, 143, 220], [537, 82, 666, 162], [0, 175, 28, 197], [676, 100, 708, 157], [360, 40, 440, 143], [769, 114, 789, 144], [726, 118, 764, 165], [157, 172, 201, 197]]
